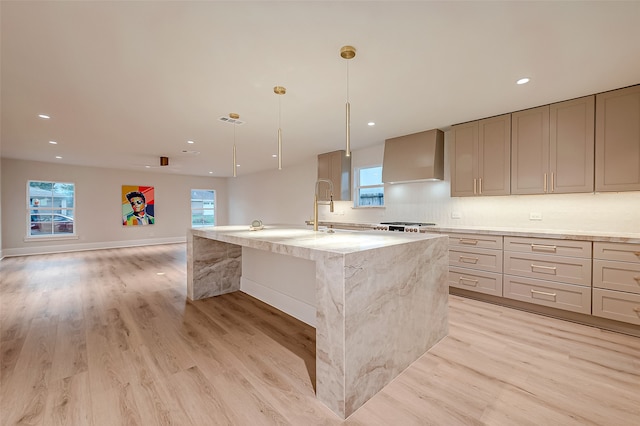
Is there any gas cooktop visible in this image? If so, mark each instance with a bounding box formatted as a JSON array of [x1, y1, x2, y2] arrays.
[[380, 222, 436, 226], [375, 222, 436, 232]]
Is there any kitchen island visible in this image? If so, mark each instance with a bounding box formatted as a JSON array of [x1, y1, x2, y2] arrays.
[[187, 225, 449, 418]]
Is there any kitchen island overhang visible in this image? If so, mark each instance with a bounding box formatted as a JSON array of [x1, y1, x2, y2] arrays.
[[187, 225, 449, 419]]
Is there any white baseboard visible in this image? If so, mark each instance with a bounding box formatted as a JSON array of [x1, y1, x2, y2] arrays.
[[2, 236, 186, 257], [241, 276, 316, 328]]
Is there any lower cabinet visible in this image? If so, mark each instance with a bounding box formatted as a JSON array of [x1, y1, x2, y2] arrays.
[[503, 236, 592, 313], [449, 267, 503, 297], [503, 274, 591, 314], [442, 231, 640, 328], [592, 242, 640, 325], [446, 233, 503, 297]]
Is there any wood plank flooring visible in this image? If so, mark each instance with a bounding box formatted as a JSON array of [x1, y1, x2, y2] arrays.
[[1, 244, 639, 425]]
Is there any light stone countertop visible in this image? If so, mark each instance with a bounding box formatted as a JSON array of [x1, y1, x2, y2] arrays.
[[191, 224, 443, 257], [314, 221, 640, 244]]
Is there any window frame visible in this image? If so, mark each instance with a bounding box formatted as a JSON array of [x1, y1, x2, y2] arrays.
[[26, 180, 77, 239], [190, 189, 216, 227], [354, 164, 385, 208]]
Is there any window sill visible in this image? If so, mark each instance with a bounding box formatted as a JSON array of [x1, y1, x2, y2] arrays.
[[352, 206, 386, 209], [24, 235, 79, 243]]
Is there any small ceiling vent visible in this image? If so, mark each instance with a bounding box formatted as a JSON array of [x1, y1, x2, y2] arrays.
[[218, 116, 245, 125]]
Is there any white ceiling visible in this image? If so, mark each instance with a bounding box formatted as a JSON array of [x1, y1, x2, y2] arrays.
[[2, 1, 640, 178]]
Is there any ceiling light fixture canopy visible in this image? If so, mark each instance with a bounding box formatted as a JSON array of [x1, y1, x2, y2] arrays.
[[340, 45, 356, 157], [274, 86, 286, 170]]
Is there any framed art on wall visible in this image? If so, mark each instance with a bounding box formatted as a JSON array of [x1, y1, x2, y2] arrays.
[[122, 185, 155, 226]]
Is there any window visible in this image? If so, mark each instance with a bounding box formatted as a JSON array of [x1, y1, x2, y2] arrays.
[[28, 181, 75, 237], [191, 189, 215, 227], [355, 165, 384, 207]]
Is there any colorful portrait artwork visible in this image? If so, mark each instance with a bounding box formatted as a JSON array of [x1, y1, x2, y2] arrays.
[[122, 185, 155, 226]]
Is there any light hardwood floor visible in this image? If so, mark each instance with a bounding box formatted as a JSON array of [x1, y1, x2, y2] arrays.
[[1, 244, 639, 425]]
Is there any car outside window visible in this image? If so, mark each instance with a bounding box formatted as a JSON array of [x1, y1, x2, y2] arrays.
[[28, 181, 75, 237]]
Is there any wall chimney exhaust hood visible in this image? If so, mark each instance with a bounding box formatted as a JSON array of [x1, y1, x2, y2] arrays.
[[382, 129, 444, 183]]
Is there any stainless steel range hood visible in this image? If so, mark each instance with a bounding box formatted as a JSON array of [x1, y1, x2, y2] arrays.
[[382, 129, 444, 183]]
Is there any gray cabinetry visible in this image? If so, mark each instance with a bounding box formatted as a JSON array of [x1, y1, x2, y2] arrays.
[[446, 232, 504, 297], [511, 96, 595, 195], [317, 150, 351, 201], [595, 85, 640, 192], [451, 114, 511, 196], [592, 242, 640, 325], [502, 236, 592, 314]]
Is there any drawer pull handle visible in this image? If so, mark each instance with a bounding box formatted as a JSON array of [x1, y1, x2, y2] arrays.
[[634, 276, 640, 283], [531, 264, 557, 274], [459, 239, 478, 245], [531, 289, 557, 300], [459, 256, 479, 264], [459, 277, 479, 287], [633, 307, 640, 316], [635, 252, 640, 257], [531, 244, 557, 253]]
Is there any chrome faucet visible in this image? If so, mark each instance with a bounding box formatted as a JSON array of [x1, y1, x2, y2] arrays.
[[313, 179, 334, 231]]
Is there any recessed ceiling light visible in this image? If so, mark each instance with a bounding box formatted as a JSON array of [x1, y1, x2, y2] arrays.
[[368, 122, 375, 126], [187, 140, 195, 144], [145, 165, 151, 168], [208, 171, 213, 174], [272, 154, 277, 158], [38, 114, 50, 119], [49, 140, 57, 144], [516, 77, 530, 85], [55, 156, 62, 159]]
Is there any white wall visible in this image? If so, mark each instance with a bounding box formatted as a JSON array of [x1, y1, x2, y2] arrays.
[[1, 158, 228, 256], [228, 156, 317, 226]]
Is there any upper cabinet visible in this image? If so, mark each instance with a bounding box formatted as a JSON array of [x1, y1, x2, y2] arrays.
[[511, 105, 550, 194], [511, 96, 595, 195], [451, 114, 511, 197], [317, 150, 351, 201], [550, 96, 595, 193], [595, 85, 640, 192]]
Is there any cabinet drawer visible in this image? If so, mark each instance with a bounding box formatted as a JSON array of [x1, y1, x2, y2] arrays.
[[503, 251, 591, 286], [449, 247, 503, 273], [503, 275, 591, 314], [504, 237, 591, 258], [592, 288, 640, 326], [449, 267, 503, 297], [593, 242, 640, 263], [593, 260, 640, 295], [448, 233, 503, 250]]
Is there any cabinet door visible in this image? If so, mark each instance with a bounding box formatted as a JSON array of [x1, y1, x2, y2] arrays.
[[511, 105, 550, 194], [317, 150, 351, 201], [478, 114, 511, 195], [549, 96, 595, 193], [595, 85, 640, 192], [450, 122, 478, 196], [317, 152, 332, 201]]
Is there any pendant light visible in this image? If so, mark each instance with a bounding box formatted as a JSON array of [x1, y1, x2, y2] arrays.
[[340, 45, 356, 157], [229, 113, 239, 177], [274, 86, 286, 170]]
